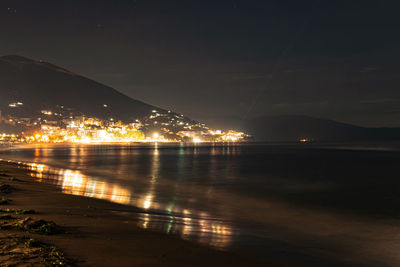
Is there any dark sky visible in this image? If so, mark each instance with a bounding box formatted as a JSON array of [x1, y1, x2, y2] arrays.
[[1, 0, 399, 127]]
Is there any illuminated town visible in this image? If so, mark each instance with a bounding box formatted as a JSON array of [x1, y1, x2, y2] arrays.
[[0, 105, 251, 144]]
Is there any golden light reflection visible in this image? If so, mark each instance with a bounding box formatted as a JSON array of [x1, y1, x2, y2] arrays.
[[27, 162, 131, 205], [143, 194, 153, 209], [34, 147, 41, 158], [137, 211, 233, 249], [138, 146, 160, 210], [19, 158, 234, 250]]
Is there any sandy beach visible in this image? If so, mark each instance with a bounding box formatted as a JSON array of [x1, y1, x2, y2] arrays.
[[0, 160, 278, 266]]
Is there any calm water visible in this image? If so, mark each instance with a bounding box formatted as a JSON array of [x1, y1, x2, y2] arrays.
[[1, 142, 400, 265]]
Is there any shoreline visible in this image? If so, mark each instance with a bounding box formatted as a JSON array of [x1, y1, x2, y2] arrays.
[[0, 160, 276, 266]]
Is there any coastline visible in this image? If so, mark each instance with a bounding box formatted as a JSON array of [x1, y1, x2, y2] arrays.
[[0, 160, 275, 266]]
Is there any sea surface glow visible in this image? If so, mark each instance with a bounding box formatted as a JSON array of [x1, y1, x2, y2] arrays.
[[1, 142, 400, 265]]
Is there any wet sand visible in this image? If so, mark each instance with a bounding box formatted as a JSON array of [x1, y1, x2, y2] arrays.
[[0, 161, 278, 266]]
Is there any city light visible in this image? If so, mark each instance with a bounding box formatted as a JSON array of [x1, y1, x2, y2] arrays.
[[0, 108, 252, 144]]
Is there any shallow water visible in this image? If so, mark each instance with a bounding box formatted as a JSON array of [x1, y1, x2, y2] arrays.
[[1, 142, 400, 265]]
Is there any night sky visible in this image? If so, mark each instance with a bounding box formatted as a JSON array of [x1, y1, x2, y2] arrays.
[[1, 0, 399, 127]]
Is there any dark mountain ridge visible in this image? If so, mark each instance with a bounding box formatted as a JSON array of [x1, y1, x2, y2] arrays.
[[201, 115, 400, 141], [244, 115, 400, 141], [0, 55, 159, 122]]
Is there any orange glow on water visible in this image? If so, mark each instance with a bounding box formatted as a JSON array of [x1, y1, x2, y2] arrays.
[[7, 156, 235, 250]]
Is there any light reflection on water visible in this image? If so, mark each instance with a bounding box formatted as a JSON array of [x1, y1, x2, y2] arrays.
[[23, 157, 234, 249], [0, 143, 254, 252], [3, 142, 400, 265]]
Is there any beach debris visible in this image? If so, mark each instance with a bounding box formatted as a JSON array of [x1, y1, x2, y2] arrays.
[[0, 208, 36, 214], [0, 184, 14, 194], [17, 217, 63, 235], [0, 170, 9, 177], [40, 245, 71, 266], [0, 197, 10, 205], [0, 214, 14, 220], [0, 234, 72, 266], [0, 217, 63, 235], [24, 237, 42, 248]]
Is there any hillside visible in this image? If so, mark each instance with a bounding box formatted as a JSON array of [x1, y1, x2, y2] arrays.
[[202, 115, 400, 141], [0, 55, 159, 122], [244, 116, 400, 141]]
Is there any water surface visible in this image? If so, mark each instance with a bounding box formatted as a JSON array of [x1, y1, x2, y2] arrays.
[[1, 142, 400, 265]]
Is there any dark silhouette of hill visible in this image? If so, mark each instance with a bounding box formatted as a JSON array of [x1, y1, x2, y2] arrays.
[[244, 115, 400, 141], [201, 115, 400, 141], [0, 55, 159, 121]]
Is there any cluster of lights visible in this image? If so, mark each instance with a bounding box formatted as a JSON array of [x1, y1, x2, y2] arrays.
[[0, 133, 19, 142], [177, 129, 249, 143], [1, 107, 251, 143], [21, 118, 146, 144], [8, 102, 23, 108]]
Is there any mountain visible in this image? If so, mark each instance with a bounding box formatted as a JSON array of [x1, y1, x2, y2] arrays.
[[1, 55, 399, 141], [198, 115, 400, 141], [244, 115, 400, 141], [0, 55, 159, 121]]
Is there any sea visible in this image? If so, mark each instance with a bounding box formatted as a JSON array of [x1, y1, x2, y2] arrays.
[[1, 142, 400, 266]]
